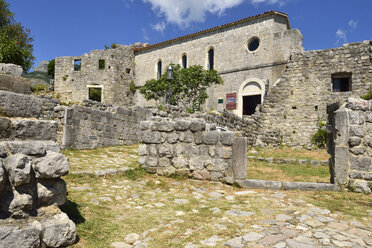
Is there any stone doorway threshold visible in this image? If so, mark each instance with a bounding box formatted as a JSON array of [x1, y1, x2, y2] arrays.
[[235, 179, 340, 192]]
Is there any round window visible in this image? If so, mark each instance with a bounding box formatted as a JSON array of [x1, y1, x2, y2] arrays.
[[248, 37, 260, 52]]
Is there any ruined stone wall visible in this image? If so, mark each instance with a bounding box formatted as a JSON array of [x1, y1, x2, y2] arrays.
[[258, 40, 372, 147], [151, 104, 260, 146], [55, 45, 135, 107], [139, 117, 247, 182], [134, 14, 303, 116], [62, 104, 152, 149], [329, 97, 372, 194]]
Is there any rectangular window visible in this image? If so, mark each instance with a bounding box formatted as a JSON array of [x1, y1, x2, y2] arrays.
[[332, 73, 351, 92], [74, 59, 81, 71], [99, 60, 105, 70], [89, 87, 102, 102]]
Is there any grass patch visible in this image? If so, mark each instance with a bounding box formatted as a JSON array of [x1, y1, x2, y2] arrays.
[[247, 160, 330, 182], [249, 146, 329, 161]]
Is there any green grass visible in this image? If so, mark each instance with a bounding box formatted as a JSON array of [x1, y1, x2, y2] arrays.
[[247, 160, 330, 183], [60, 145, 371, 247], [249, 146, 330, 161]]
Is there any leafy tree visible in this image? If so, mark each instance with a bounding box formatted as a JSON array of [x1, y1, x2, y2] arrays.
[[47, 59, 55, 78], [0, 0, 34, 72], [139, 64, 223, 113]]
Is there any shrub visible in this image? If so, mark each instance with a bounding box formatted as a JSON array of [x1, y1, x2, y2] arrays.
[[361, 89, 372, 100], [30, 83, 48, 92], [311, 119, 327, 148]]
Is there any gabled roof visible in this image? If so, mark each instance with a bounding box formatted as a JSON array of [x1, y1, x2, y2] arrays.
[[134, 10, 289, 53]]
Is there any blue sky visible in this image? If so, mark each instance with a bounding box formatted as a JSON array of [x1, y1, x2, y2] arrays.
[[8, 0, 372, 69]]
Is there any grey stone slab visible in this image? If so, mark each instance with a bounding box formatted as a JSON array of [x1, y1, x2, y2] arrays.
[[232, 137, 247, 180], [235, 179, 282, 190], [283, 182, 341, 191]]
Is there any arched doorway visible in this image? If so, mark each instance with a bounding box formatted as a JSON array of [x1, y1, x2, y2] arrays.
[[237, 78, 265, 117]]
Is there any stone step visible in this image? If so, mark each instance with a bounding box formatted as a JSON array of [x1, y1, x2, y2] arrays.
[[0, 117, 57, 141]]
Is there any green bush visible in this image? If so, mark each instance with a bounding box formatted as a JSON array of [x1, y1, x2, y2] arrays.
[[361, 90, 372, 100], [311, 119, 327, 148], [89, 88, 101, 102], [30, 83, 48, 92], [47, 59, 55, 78]]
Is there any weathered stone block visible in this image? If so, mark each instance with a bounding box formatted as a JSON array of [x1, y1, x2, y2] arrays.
[[216, 145, 232, 159], [346, 97, 368, 111], [0, 225, 40, 248], [235, 179, 282, 190], [351, 156, 371, 171], [11, 119, 58, 141], [348, 137, 362, 147], [179, 131, 193, 143], [192, 170, 210, 180], [0, 117, 11, 139], [138, 144, 147, 156], [194, 132, 203, 144], [157, 120, 174, 132], [37, 179, 67, 206], [350, 125, 365, 138], [350, 146, 366, 155], [364, 137, 372, 148], [158, 157, 171, 167], [233, 137, 247, 180], [145, 157, 158, 167], [7, 141, 47, 156], [173, 144, 184, 156], [210, 171, 224, 181], [189, 118, 206, 132], [141, 131, 162, 144], [205, 159, 229, 172], [349, 172, 364, 179], [334, 146, 350, 186], [9, 190, 33, 218], [33, 152, 69, 179], [203, 131, 220, 145], [208, 146, 216, 157], [158, 144, 173, 158], [40, 212, 77, 247], [184, 144, 199, 157], [4, 154, 31, 187], [167, 133, 179, 144], [0, 142, 7, 158], [172, 157, 188, 169], [220, 132, 235, 146], [282, 182, 340, 191], [189, 157, 203, 171]]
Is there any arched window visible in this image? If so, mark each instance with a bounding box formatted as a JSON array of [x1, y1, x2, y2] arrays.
[[182, 54, 187, 68], [157, 60, 162, 79], [208, 48, 214, 71]]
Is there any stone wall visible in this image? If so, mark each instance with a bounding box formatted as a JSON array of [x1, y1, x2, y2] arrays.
[[329, 97, 372, 194], [134, 12, 303, 116], [55, 45, 135, 107], [139, 117, 247, 182], [258, 40, 372, 147], [62, 104, 152, 149], [151, 104, 260, 146], [0, 141, 76, 247]]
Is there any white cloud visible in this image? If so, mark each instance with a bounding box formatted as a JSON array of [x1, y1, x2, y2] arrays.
[[336, 28, 347, 43], [142, 0, 288, 29], [348, 19, 358, 29], [152, 22, 167, 32]]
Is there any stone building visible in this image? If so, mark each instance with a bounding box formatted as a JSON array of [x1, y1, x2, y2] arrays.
[[55, 45, 135, 106], [54, 10, 372, 147]]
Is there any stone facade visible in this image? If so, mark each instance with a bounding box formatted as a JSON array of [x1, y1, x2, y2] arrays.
[[139, 117, 247, 182], [328, 97, 372, 193], [134, 11, 303, 115], [257, 41, 372, 147], [55, 45, 135, 106]]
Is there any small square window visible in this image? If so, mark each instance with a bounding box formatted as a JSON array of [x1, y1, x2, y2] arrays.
[[89, 87, 102, 102], [332, 73, 351, 92], [74, 59, 81, 71], [126, 68, 131, 74], [99, 60, 105, 70], [218, 99, 223, 104]]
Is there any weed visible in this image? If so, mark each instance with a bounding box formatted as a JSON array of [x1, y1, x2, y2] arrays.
[[311, 118, 327, 148], [124, 167, 146, 180]]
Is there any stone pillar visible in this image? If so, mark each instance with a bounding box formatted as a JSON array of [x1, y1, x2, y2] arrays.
[[333, 105, 350, 186], [62, 108, 74, 148], [232, 137, 247, 180]]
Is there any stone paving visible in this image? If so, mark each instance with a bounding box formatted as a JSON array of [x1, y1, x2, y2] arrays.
[[65, 147, 372, 248]]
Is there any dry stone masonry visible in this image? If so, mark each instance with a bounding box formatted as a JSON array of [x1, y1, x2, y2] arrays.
[[329, 97, 372, 193], [139, 117, 247, 182]]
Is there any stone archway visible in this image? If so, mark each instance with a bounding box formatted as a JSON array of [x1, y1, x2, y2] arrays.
[[237, 78, 265, 117]]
